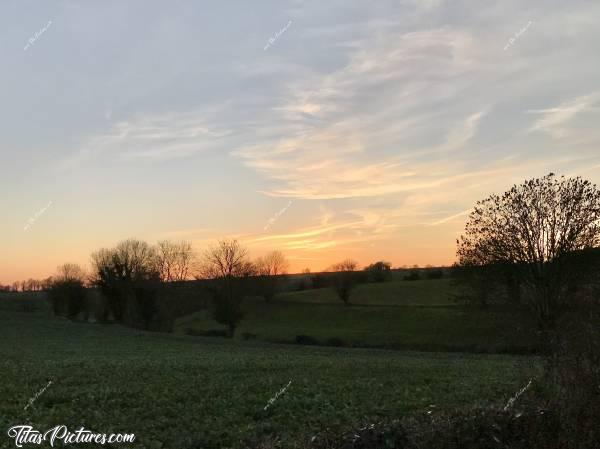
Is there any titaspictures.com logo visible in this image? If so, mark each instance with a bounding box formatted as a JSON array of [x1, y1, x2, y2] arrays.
[[7, 425, 135, 447]]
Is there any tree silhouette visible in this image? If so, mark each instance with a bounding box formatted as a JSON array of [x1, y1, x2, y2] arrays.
[[457, 173, 600, 329], [254, 251, 290, 302], [198, 239, 253, 336], [329, 259, 360, 305]]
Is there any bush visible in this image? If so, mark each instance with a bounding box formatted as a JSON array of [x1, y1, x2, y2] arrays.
[[545, 306, 600, 448], [404, 270, 421, 281], [312, 408, 571, 449], [295, 335, 319, 345]]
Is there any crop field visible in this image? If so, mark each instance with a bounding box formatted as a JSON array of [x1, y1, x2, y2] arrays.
[[0, 309, 537, 448]]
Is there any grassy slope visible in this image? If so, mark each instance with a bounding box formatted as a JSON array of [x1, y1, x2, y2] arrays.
[[0, 311, 536, 449], [281, 279, 456, 306], [177, 279, 539, 353]]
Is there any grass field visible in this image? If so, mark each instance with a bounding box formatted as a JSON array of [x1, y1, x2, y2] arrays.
[[177, 279, 539, 353], [0, 310, 537, 449], [281, 279, 456, 306]]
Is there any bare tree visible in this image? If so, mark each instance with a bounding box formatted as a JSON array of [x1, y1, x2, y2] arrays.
[[198, 239, 253, 336], [457, 173, 600, 329], [55, 263, 87, 283], [254, 251, 290, 302], [200, 239, 253, 279], [42, 276, 54, 291], [329, 259, 360, 305], [156, 240, 196, 282], [49, 263, 87, 318], [90, 239, 161, 326]]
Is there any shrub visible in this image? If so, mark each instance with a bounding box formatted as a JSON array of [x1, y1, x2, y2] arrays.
[[312, 408, 568, 449], [295, 335, 319, 345], [404, 270, 421, 281], [545, 305, 600, 448]]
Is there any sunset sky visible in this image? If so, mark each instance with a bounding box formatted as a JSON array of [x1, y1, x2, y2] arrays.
[[2, 0, 600, 284]]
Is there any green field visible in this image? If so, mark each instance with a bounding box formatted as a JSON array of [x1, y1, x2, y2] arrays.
[[0, 310, 536, 449], [177, 279, 539, 353], [281, 279, 456, 306]]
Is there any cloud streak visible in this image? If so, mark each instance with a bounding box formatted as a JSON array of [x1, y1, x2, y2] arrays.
[[528, 93, 600, 139]]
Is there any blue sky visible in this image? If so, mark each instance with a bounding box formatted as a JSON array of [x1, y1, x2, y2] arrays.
[[2, 0, 600, 283]]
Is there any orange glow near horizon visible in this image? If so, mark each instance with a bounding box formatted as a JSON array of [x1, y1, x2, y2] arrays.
[[0, 215, 462, 285]]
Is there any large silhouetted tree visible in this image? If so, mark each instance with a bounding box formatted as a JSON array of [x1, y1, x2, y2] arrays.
[[457, 173, 600, 329], [198, 239, 254, 336], [48, 263, 87, 318], [91, 239, 161, 327]]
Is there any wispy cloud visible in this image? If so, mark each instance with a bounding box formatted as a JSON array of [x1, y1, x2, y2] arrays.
[[527, 93, 600, 139], [60, 111, 232, 169], [428, 209, 472, 226], [234, 23, 490, 200]]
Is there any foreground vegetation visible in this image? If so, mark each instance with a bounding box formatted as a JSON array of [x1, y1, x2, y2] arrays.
[[0, 309, 535, 449]]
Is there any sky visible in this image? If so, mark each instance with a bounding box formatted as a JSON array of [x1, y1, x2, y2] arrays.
[[1, 0, 600, 284]]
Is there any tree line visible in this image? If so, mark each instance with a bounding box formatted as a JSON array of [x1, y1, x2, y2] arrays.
[[41, 236, 404, 335], [10, 172, 600, 341]]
